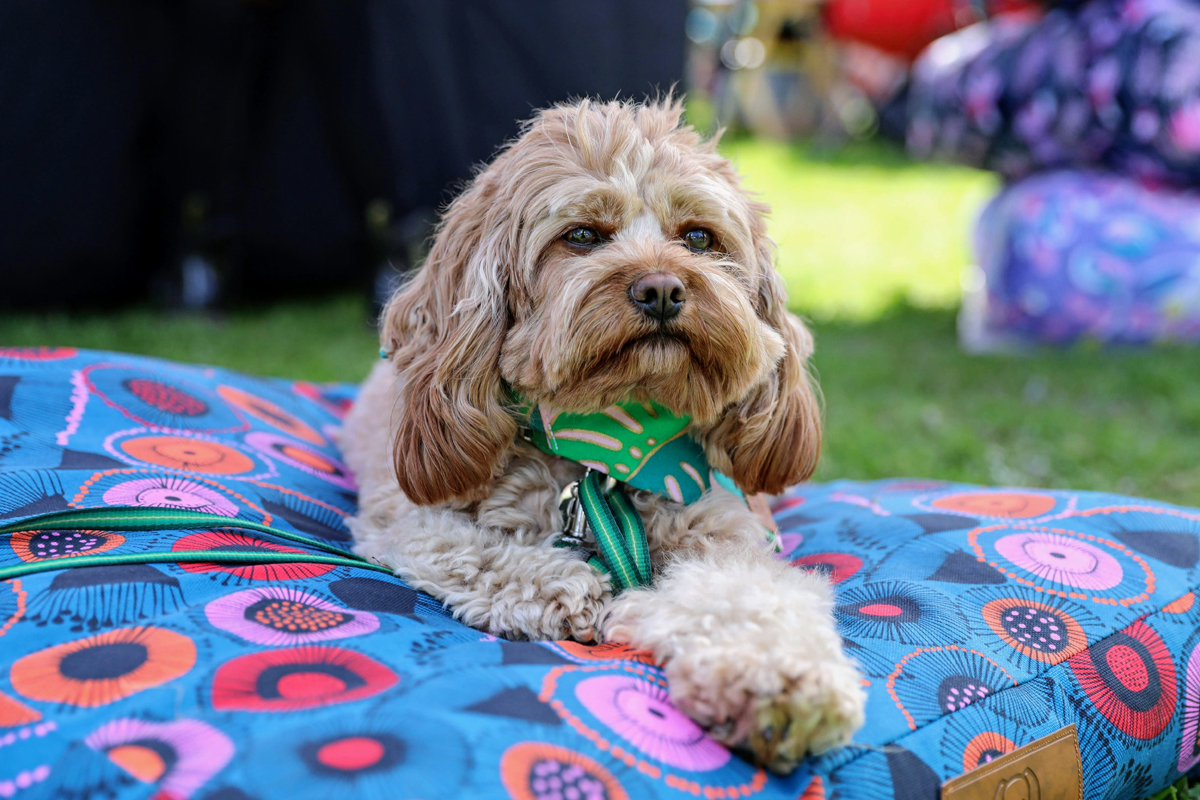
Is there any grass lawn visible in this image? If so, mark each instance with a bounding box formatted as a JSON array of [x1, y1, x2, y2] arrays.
[[3, 139, 1198, 506], [721, 137, 998, 320]]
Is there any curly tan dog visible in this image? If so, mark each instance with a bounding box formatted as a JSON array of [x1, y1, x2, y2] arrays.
[[341, 98, 864, 772]]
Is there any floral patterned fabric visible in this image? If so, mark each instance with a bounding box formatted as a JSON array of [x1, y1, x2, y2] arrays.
[[901, 0, 1200, 346], [1, 348, 1200, 800], [906, 0, 1200, 187]]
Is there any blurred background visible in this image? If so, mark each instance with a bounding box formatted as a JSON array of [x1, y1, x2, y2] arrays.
[[3, 0, 1200, 502]]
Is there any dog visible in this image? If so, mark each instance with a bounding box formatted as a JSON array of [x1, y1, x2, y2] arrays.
[[341, 98, 865, 772]]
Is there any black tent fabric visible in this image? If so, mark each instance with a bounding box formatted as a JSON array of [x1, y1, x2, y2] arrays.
[[0, 2, 173, 307], [370, 0, 689, 215], [0, 0, 686, 309]]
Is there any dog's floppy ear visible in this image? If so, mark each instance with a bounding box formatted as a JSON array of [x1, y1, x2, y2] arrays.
[[380, 175, 518, 505], [703, 220, 822, 495]]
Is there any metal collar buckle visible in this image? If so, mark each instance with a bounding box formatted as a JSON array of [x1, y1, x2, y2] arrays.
[[555, 470, 618, 547]]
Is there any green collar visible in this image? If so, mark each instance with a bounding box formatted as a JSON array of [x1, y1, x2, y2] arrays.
[[518, 396, 780, 594], [521, 398, 742, 505]]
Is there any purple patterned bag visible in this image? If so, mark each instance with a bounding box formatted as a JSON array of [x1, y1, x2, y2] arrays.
[[962, 170, 1200, 349], [900, 0, 1200, 347], [906, 0, 1200, 188]]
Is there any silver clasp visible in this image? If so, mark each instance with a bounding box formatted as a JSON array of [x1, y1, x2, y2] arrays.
[[553, 470, 621, 548], [557, 479, 590, 546]]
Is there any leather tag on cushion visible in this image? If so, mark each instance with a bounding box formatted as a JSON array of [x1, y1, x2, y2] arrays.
[[941, 725, 1082, 800]]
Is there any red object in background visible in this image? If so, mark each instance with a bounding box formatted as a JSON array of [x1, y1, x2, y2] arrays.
[[824, 0, 1038, 61]]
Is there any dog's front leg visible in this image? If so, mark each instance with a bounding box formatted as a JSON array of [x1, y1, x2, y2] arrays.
[[352, 504, 611, 642], [601, 500, 864, 773]]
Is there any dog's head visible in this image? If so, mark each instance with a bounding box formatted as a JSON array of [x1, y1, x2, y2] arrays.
[[382, 99, 821, 505]]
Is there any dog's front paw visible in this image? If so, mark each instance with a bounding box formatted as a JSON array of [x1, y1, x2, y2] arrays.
[[665, 642, 865, 774], [484, 551, 611, 642], [743, 658, 865, 773], [602, 556, 865, 773]]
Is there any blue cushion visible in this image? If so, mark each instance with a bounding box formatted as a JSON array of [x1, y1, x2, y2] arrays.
[[0, 348, 1196, 800]]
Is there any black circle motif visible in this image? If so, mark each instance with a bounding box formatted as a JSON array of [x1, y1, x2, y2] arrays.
[[59, 642, 149, 679]]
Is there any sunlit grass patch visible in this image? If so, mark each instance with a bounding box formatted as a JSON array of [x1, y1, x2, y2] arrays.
[[722, 138, 996, 321]]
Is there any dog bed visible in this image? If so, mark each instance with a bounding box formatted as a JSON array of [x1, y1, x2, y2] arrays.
[[0, 347, 1198, 800]]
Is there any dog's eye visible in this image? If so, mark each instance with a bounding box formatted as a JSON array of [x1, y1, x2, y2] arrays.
[[682, 228, 713, 252], [564, 227, 600, 247]]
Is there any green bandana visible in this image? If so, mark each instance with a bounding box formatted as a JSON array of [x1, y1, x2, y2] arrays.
[[523, 399, 741, 505], [445, 384, 774, 593], [515, 396, 757, 593]]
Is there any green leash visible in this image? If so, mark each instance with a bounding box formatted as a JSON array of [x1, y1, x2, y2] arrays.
[[0, 506, 393, 582], [0, 496, 654, 594], [513, 392, 781, 594], [553, 471, 652, 594], [0, 551, 392, 581], [0, 508, 355, 557]]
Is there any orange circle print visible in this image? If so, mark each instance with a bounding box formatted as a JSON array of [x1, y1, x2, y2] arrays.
[[962, 731, 1016, 773], [10, 626, 196, 707], [120, 436, 255, 475], [277, 445, 337, 473], [216, 385, 325, 445], [931, 492, 1056, 518], [554, 641, 657, 664], [500, 742, 629, 800]]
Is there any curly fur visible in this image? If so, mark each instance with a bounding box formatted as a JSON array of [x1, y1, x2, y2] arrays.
[[342, 98, 863, 773]]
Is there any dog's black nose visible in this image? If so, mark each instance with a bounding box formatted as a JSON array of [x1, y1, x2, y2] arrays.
[[629, 273, 686, 321]]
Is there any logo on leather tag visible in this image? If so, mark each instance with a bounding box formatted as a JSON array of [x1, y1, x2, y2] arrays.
[[941, 725, 1082, 800]]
